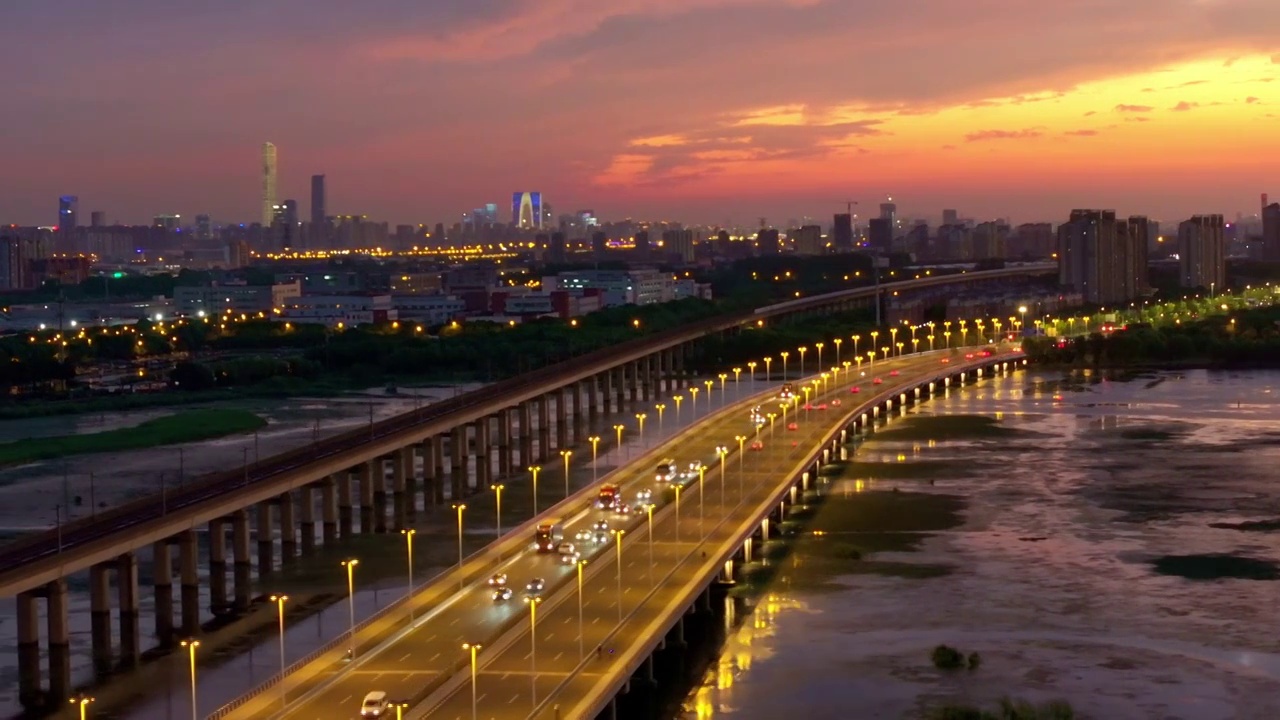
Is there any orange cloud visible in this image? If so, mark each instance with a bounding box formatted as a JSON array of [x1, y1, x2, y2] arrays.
[[1114, 104, 1155, 112], [965, 128, 1044, 142]]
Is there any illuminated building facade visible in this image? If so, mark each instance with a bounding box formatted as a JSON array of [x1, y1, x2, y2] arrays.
[[262, 142, 278, 226], [513, 192, 542, 230]]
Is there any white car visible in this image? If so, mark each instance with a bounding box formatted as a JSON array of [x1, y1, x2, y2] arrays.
[[361, 691, 389, 718], [492, 586, 513, 602], [524, 578, 546, 599], [635, 488, 653, 503], [575, 529, 593, 543]]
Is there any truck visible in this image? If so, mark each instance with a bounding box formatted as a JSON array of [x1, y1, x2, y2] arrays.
[[533, 519, 563, 553], [596, 484, 620, 509]]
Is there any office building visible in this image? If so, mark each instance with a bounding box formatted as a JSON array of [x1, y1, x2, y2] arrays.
[[1177, 214, 1225, 291], [310, 175, 326, 226], [262, 142, 278, 226], [879, 201, 897, 228], [174, 280, 301, 316], [549, 232, 567, 264], [972, 222, 1008, 260], [0, 237, 30, 291], [1263, 203, 1280, 261], [153, 214, 181, 232], [282, 294, 397, 327], [793, 225, 824, 256], [58, 196, 78, 232], [1011, 223, 1053, 259], [280, 200, 299, 249], [868, 218, 893, 252], [90, 211, 106, 228], [513, 192, 542, 229], [832, 214, 853, 251]]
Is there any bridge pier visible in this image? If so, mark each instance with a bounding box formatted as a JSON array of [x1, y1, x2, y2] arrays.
[[572, 382, 586, 445], [613, 367, 625, 409], [153, 539, 174, 647], [256, 501, 275, 574], [232, 509, 252, 612], [371, 458, 388, 533], [117, 552, 140, 669], [628, 361, 639, 403], [588, 375, 601, 423], [208, 518, 228, 614], [392, 446, 410, 530], [537, 394, 552, 462], [280, 490, 298, 564], [47, 579, 71, 704], [497, 410, 514, 478], [601, 369, 613, 415], [16, 590, 40, 710], [449, 426, 466, 499], [179, 530, 200, 636], [336, 471, 354, 538], [555, 388, 569, 451], [474, 418, 492, 491], [299, 484, 317, 554], [321, 477, 338, 544], [518, 402, 534, 470], [357, 462, 376, 533]]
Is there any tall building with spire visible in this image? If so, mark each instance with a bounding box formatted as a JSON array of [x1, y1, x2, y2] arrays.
[[262, 142, 278, 226]]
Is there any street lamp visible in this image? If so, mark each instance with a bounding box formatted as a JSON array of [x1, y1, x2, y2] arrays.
[[747, 361, 757, 389], [451, 505, 466, 576], [718, 373, 728, 402], [697, 466, 707, 531], [766, 412, 776, 438], [490, 484, 504, 536], [673, 395, 683, 424], [852, 334, 861, 359], [833, 338, 842, 366], [645, 503, 656, 573], [613, 529, 626, 622], [716, 446, 728, 505], [526, 597, 543, 707], [763, 356, 773, 383], [890, 327, 899, 354], [673, 484, 683, 544], [576, 559, 588, 659], [635, 413, 646, 445], [798, 346, 807, 376], [269, 594, 289, 702], [392, 702, 410, 720], [527, 465, 541, 514], [779, 351, 789, 379], [400, 530, 416, 618], [815, 342, 824, 372], [462, 643, 482, 720], [341, 560, 359, 659], [589, 436, 601, 482], [560, 450, 573, 496], [689, 386, 699, 415], [734, 435, 747, 493], [70, 696, 93, 720], [928, 334, 935, 351], [180, 640, 199, 720], [732, 367, 742, 386], [654, 404, 665, 437]]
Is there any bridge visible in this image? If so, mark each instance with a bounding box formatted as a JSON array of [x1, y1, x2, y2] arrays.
[[1, 263, 1050, 714]]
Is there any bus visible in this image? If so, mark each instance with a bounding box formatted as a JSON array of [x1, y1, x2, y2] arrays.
[[533, 519, 563, 553]]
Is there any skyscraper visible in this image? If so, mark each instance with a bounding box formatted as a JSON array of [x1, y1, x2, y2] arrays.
[[942, 209, 959, 226], [1178, 215, 1225, 291], [262, 142, 278, 226], [868, 218, 893, 252], [1263, 203, 1280, 261], [311, 175, 326, 226], [832, 214, 853, 251], [58, 196, 78, 231], [793, 225, 823, 256], [513, 192, 542, 229], [90, 211, 106, 228], [879, 200, 897, 228], [1058, 209, 1144, 305]]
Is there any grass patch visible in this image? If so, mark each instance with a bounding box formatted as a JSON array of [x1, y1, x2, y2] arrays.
[[1151, 553, 1280, 581], [872, 415, 1032, 442], [1208, 519, 1280, 533], [928, 698, 1076, 720], [0, 409, 266, 467]]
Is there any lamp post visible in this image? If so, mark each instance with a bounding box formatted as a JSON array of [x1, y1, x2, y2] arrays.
[[716, 446, 728, 505], [588, 436, 601, 482], [654, 404, 665, 437], [451, 505, 466, 577], [635, 413, 646, 446], [341, 560, 359, 659], [890, 327, 899, 354], [560, 450, 573, 497], [689, 387, 699, 416], [70, 696, 93, 720], [392, 702, 410, 720], [645, 503, 656, 573], [527, 465, 541, 513], [673, 395, 683, 424], [401, 529, 416, 619], [526, 597, 543, 707], [673, 484, 683, 544], [732, 367, 742, 387], [269, 594, 289, 704], [462, 643, 482, 720], [895, 341, 903, 358], [747, 361, 757, 390], [490, 484, 504, 536], [180, 640, 199, 720], [815, 342, 824, 373], [718, 373, 728, 405], [735, 435, 747, 494], [833, 338, 842, 367], [852, 334, 861, 360], [928, 334, 935, 351], [576, 559, 588, 659], [763, 356, 772, 384], [613, 529, 626, 622], [779, 351, 790, 379], [697, 466, 706, 531], [798, 346, 807, 377], [766, 412, 776, 439]]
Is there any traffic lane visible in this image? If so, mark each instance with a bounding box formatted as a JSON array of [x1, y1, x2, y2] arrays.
[[280, 376, 805, 716]]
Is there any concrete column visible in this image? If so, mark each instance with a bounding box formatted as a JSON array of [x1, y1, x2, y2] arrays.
[[588, 375, 601, 422], [555, 388, 570, 450], [256, 501, 274, 574], [497, 410, 513, 477], [357, 462, 375, 533], [474, 419, 492, 490], [392, 447, 410, 531], [601, 371, 613, 414], [431, 435, 446, 504], [336, 471, 354, 538], [403, 445, 419, 520], [370, 459, 388, 533], [613, 367, 626, 408], [451, 425, 467, 499], [299, 484, 317, 554], [321, 477, 338, 545], [639, 356, 651, 401], [89, 564, 113, 677], [537, 395, 552, 461], [208, 519, 227, 614], [573, 381, 586, 442], [628, 361, 639, 403], [117, 552, 141, 669], [518, 403, 534, 469], [47, 579, 71, 703], [179, 530, 200, 636], [152, 539, 174, 647], [232, 509, 252, 611], [16, 591, 40, 710], [279, 491, 297, 564], [660, 351, 672, 393]]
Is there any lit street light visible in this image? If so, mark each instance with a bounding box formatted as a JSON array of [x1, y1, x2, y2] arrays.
[[614, 423, 625, 460], [635, 413, 646, 446], [490, 484, 504, 536], [341, 560, 359, 659], [673, 395, 683, 424], [560, 450, 573, 496], [716, 446, 728, 505], [70, 696, 93, 720], [654, 404, 665, 437], [576, 559, 588, 659], [689, 386, 699, 415], [400, 530, 416, 619], [527, 466, 541, 514], [526, 597, 543, 707], [451, 506, 466, 578], [613, 529, 626, 623], [588, 436, 601, 482], [269, 594, 289, 704], [747, 361, 757, 389], [180, 640, 199, 720], [462, 643, 482, 720], [763, 356, 772, 383]]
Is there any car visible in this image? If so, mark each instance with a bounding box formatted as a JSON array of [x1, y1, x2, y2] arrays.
[[850, 386, 860, 393], [872, 377, 883, 385], [889, 370, 899, 377], [803, 403, 814, 410], [683, 461, 704, 480], [593, 531, 611, 545], [981, 350, 993, 357], [612, 503, 634, 519], [487, 572, 508, 587], [787, 422, 799, 431], [965, 353, 975, 360], [361, 691, 389, 718], [492, 586, 513, 601], [815, 402, 828, 410], [575, 529, 593, 542], [560, 550, 581, 565], [635, 488, 653, 503], [941, 357, 950, 364], [524, 578, 546, 598], [831, 399, 842, 406], [593, 520, 610, 533], [749, 440, 764, 451]]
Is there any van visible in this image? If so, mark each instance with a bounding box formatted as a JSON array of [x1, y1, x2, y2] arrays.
[[360, 691, 389, 717]]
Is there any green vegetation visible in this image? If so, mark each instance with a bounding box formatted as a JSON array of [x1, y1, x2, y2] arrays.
[[871, 415, 1032, 442], [931, 644, 966, 670], [928, 699, 1075, 720], [0, 409, 266, 467], [1151, 553, 1280, 581]]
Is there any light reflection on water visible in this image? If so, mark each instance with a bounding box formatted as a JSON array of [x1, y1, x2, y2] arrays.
[[681, 369, 1280, 720]]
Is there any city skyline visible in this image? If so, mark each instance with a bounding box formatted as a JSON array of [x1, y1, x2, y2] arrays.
[[1, 1, 1278, 226]]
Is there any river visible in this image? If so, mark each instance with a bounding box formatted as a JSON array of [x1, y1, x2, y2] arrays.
[[681, 368, 1280, 720]]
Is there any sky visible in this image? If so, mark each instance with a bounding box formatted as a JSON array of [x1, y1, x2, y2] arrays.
[[1, 0, 1278, 228]]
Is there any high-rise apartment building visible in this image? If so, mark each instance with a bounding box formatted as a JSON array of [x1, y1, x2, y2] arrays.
[[311, 175, 326, 227], [942, 209, 959, 226], [195, 214, 213, 240], [793, 225, 823, 256], [879, 201, 897, 229], [1177, 214, 1225, 290], [281, 200, 299, 249], [1263, 203, 1280, 261], [262, 142, 278, 226], [1121, 216, 1151, 295], [832, 214, 853, 251], [756, 228, 781, 255], [661, 229, 697, 263], [90, 211, 106, 228], [1058, 209, 1144, 305], [633, 230, 650, 257], [868, 218, 893, 252], [58, 196, 78, 231], [972, 222, 1008, 260]]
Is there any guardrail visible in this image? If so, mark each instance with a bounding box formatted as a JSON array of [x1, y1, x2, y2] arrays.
[[526, 351, 1024, 719], [206, 360, 819, 720]]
